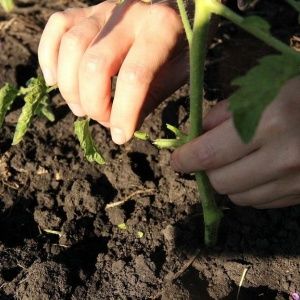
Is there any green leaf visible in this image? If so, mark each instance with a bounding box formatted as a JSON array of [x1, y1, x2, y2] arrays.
[[0, 83, 18, 128], [0, 0, 14, 12], [12, 77, 48, 145], [74, 118, 105, 165], [242, 16, 271, 33], [229, 54, 300, 143], [134, 131, 150, 141], [36, 95, 55, 122]]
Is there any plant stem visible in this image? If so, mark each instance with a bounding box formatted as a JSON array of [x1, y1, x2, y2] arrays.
[[205, 0, 300, 61], [46, 84, 58, 93], [285, 0, 300, 13], [189, 0, 223, 247], [176, 0, 193, 45]]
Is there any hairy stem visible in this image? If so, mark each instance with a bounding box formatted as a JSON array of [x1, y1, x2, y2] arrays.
[[205, 0, 300, 61], [176, 0, 193, 45], [178, 0, 223, 247]]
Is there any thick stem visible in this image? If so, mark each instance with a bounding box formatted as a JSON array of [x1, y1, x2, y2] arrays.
[[196, 172, 223, 246], [205, 0, 300, 61], [189, 0, 223, 247]]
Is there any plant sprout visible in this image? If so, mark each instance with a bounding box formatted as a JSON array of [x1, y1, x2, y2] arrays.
[[0, 0, 299, 247], [0, 0, 14, 12]]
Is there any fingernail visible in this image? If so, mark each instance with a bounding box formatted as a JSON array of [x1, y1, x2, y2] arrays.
[[68, 103, 85, 117], [111, 127, 126, 145], [43, 68, 56, 86]]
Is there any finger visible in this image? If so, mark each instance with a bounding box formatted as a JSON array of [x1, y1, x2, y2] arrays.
[[207, 141, 297, 195], [38, 7, 90, 86], [57, 16, 104, 116], [203, 99, 231, 131], [253, 195, 300, 209], [110, 5, 183, 144], [79, 14, 135, 124], [229, 172, 300, 206], [136, 49, 189, 125], [171, 118, 260, 173]]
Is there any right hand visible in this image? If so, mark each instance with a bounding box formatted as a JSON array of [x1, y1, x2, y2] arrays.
[[38, 0, 188, 144]]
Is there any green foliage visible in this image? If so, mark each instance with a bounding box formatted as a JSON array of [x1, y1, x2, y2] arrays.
[[153, 124, 187, 149], [134, 131, 150, 141], [12, 77, 49, 145], [36, 96, 55, 122], [242, 16, 271, 33], [74, 118, 105, 165], [229, 54, 300, 143], [0, 83, 18, 128], [0, 0, 14, 12]]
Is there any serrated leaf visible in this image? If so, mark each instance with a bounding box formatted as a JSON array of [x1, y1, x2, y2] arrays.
[[242, 16, 271, 33], [74, 118, 105, 165], [12, 77, 48, 145], [229, 54, 300, 143], [0, 0, 14, 12], [0, 83, 18, 128]]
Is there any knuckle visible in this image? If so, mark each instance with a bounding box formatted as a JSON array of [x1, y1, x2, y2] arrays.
[[264, 113, 282, 135], [195, 140, 216, 169], [48, 11, 68, 26], [281, 141, 300, 172], [81, 52, 109, 75], [150, 5, 180, 26], [118, 63, 153, 85], [62, 29, 85, 49]]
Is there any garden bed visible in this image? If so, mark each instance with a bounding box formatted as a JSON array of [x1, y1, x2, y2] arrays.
[[0, 0, 300, 299]]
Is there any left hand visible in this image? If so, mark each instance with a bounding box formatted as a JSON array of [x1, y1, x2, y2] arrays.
[[171, 76, 300, 209]]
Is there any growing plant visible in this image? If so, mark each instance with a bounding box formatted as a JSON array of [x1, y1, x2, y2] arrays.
[[165, 0, 300, 246], [0, 0, 14, 12], [0, 0, 300, 247]]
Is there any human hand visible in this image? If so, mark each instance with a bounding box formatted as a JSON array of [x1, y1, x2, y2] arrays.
[[171, 76, 300, 209], [38, 0, 187, 144]]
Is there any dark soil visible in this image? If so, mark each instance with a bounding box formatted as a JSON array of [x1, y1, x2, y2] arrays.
[[0, 0, 300, 299]]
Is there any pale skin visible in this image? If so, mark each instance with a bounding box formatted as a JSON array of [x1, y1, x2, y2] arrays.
[[38, 0, 300, 209]]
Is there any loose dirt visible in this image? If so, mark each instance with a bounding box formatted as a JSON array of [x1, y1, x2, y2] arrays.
[[0, 0, 299, 299]]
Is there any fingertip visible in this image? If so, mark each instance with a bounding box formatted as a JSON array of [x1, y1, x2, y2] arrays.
[[111, 127, 127, 145], [68, 103, 86, 117], [42, 68, 57, 86]]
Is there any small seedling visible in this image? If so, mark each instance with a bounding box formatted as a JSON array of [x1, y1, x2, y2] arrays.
[[0, 0, 14, 12], [0, 0, 300, 247]]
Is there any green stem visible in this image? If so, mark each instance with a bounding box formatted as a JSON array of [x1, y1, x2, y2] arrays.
[[189, 0, 223, 247], [196, 172, 223, 246], [46, 84, 58, 93], [176, 0, 193, 45], [285, 0, 300, 13], [205, 0, 300, 61]]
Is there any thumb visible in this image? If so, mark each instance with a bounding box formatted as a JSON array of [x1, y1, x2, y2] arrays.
[[203, 99, 231, 131]]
